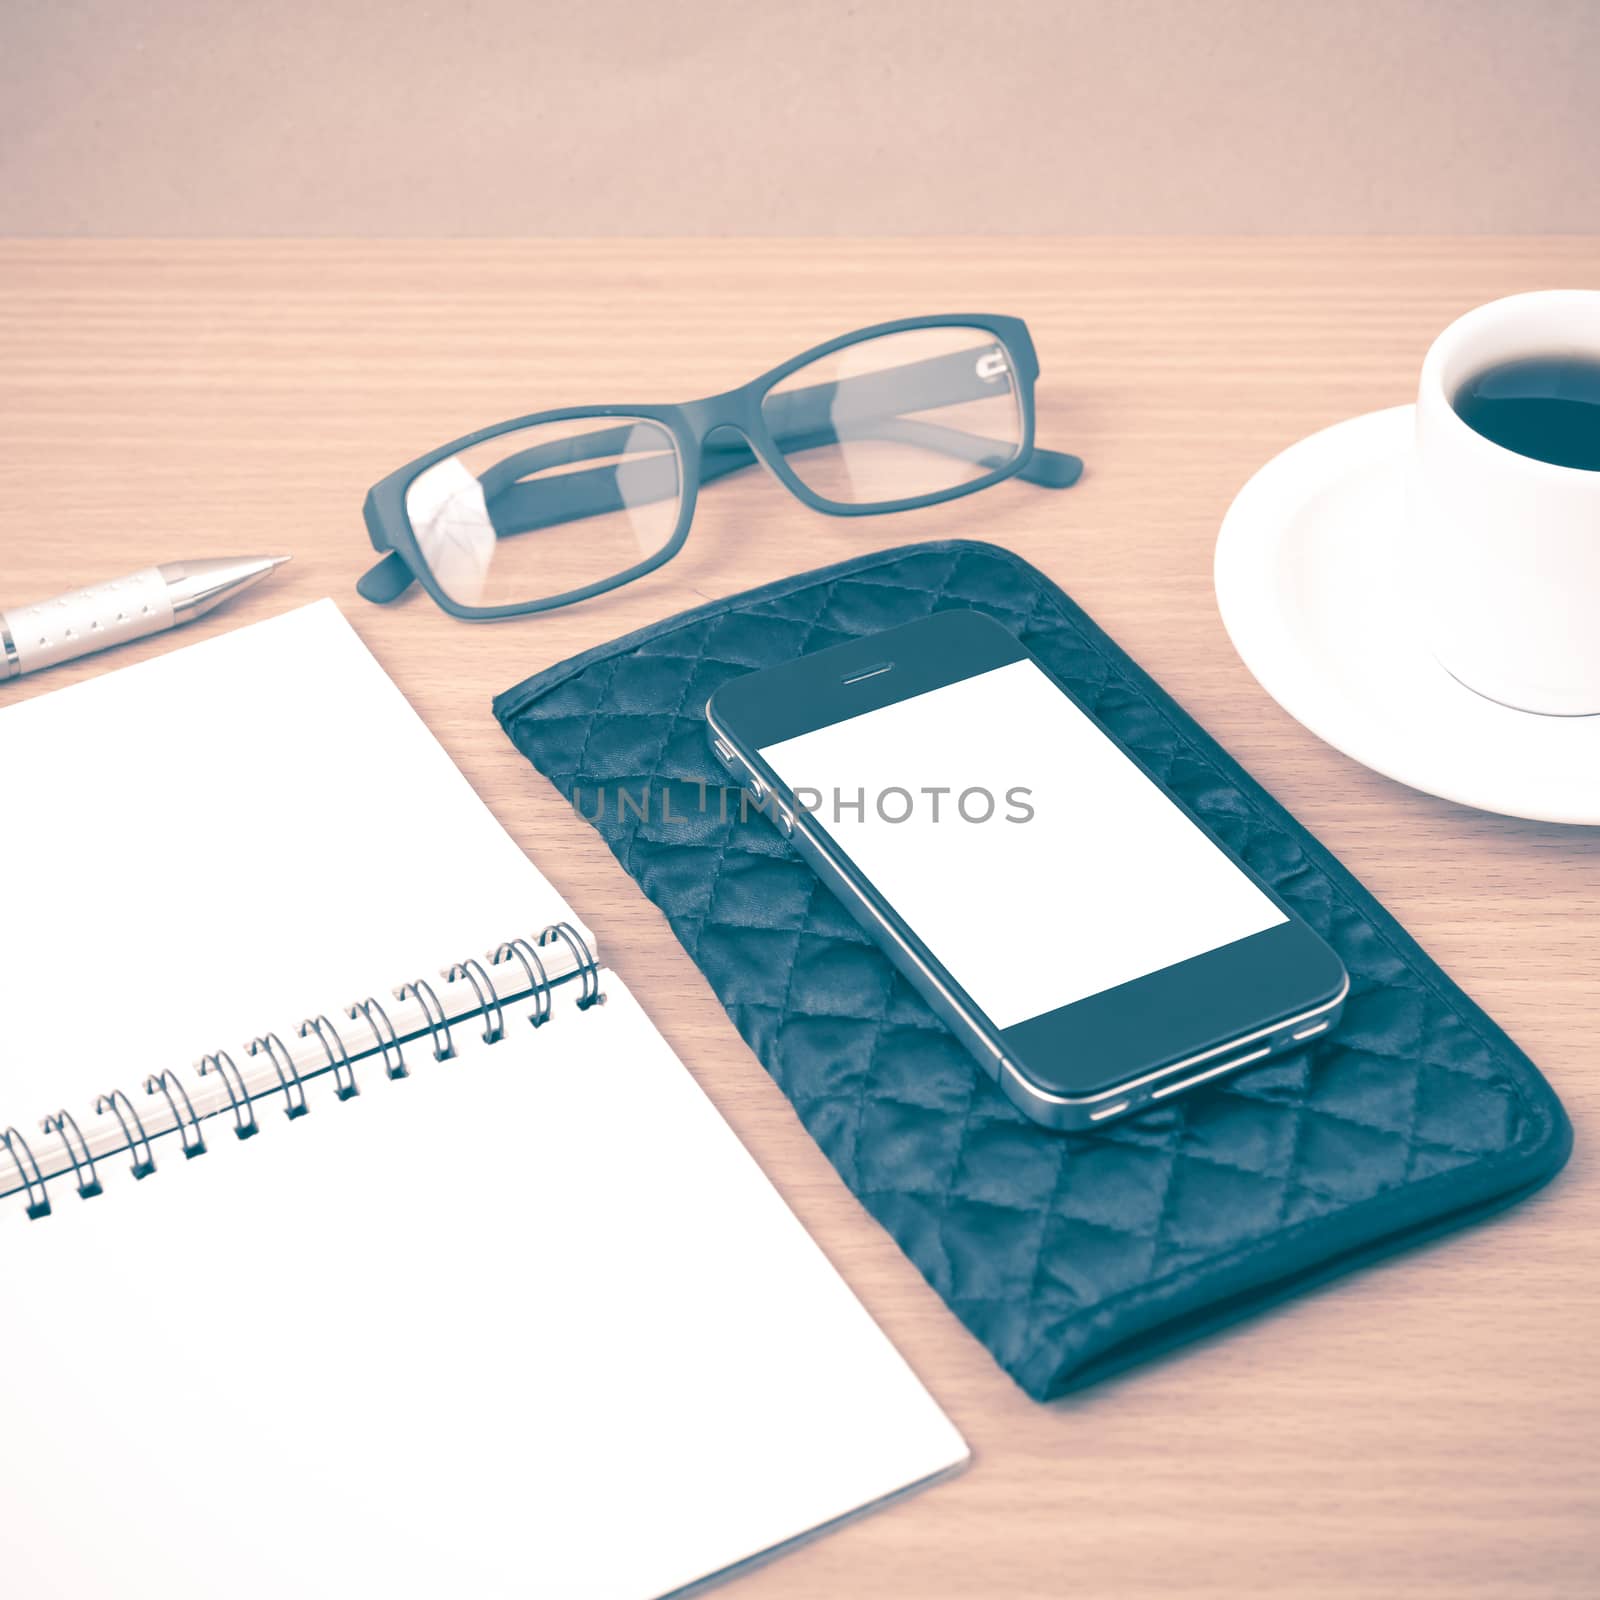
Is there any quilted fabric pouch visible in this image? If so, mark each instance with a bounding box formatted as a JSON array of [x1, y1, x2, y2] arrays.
[[494, 540, 1571, 1399]]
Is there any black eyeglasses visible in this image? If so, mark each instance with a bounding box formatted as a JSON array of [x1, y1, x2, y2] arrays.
[[357, 314, 1082, 621]]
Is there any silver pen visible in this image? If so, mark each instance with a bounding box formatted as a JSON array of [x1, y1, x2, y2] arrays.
[[1, 556, 291, 680]]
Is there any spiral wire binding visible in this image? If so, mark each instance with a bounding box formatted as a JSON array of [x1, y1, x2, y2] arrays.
[[41, 1109, 102, 1198], [492, 938, 553, 1027], [300, 1014, 359, 1100], [145, 1069, 207, 1159], [395, 978, 455, 1061], [4, 921, 602, 1219], [93, 1089, 156, 1181], [198, 1051, 259, 1140], [3, 1127, 53, 1218], [448, 958, 504, 1044], [541, 923, 603, 1009], [347, 996, 407, 1080], [249, 1032, 309, 1120]]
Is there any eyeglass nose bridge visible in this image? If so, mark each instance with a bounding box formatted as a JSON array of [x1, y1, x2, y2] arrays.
[[679, 390, 777, 450], [674, 392, 799, 502]]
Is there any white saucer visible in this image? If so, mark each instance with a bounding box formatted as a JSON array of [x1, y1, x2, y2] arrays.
[[1214, 405, 1600, 826]]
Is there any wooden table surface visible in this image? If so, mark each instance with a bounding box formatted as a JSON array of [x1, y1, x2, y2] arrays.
[[2, 240, 1596, 1598]]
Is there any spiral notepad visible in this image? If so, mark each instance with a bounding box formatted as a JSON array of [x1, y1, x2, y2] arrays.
[[2, 915, 606, 1213], [0, 601, 965, 1600]]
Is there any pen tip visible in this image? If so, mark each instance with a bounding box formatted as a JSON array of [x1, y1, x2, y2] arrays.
[[268, 555, 292, 570]]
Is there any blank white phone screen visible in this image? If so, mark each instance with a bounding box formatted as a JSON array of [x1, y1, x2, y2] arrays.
[[758, 658, 1286, 1030]]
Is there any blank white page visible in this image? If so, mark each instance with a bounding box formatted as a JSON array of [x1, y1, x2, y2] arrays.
[[0, 977, 967, 1599], [0, 600, 580, 1129]]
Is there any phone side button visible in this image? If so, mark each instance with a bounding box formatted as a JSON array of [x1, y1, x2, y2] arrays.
[[776, 803, 794, 836], [711, 736, 737, 766]]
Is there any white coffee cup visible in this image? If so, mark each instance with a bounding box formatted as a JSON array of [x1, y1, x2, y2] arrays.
[[1410, 289, 1600, 717]]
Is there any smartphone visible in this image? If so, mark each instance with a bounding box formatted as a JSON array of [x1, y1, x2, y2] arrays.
[[705, 608, 1347, 1130]]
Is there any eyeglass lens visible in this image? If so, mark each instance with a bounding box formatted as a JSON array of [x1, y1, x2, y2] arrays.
[[760, 325, 1023, 505]]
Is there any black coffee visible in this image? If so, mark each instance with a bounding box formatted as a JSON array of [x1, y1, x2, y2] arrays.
[[1452, 353, 1600, 471]]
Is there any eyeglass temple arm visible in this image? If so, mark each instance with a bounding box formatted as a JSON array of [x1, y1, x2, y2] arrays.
[[358, 348, 1082, 603], [462, 418, 1081, 578], [482, 345, 1082, 525], [483, 345, 1076, 498]]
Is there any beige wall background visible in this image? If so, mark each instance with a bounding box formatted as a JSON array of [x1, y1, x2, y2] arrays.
[[1, 0, 1596, 235]]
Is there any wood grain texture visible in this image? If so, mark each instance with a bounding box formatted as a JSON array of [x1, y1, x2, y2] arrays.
[[1, 239, 1595, 1599]]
